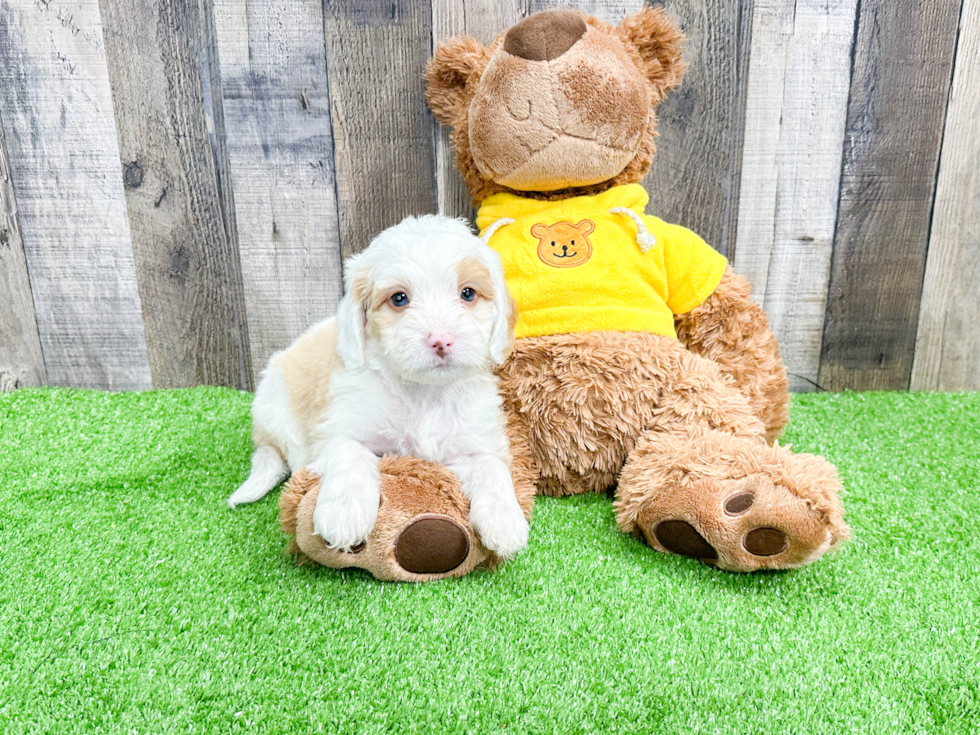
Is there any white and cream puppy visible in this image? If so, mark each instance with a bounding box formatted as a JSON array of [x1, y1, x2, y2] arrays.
[[227, 215, 529, 558]]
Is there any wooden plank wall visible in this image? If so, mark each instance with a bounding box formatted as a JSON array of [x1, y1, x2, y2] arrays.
[[0, 0, 975, 392], [99, 0, 253, 389], [911, 0, 980, 391], [0, 0, 151, 390], [211, 0, 343, 381]]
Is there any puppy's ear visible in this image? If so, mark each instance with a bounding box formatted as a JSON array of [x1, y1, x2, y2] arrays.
[[485, 251, 517, 365], [616, 7, 687, 100], [335, 254, 370, 370], [425, 36, 489, 127]]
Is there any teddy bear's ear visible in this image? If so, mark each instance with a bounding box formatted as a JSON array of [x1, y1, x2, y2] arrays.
[[615, 7, 688, 99], [425, 36, 489, 127], [530, 223, 549, 239]]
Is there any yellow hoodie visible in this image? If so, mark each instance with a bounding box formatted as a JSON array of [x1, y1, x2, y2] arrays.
[[476, 184, 727, 340]]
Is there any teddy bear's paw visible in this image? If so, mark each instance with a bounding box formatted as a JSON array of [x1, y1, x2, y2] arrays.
[[615, 430, 848, 572], [286, 460, 501, 581], [636, 472, 847, 572], [297, 494, 475, 579]]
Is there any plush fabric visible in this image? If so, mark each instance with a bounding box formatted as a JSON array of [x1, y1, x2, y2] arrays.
[[675, 267, 790, 442], [468, 23, 652, 191], [477, 184, 727, 339], [424, 12, 679, 204]]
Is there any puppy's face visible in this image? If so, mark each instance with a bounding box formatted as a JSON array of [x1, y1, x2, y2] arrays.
[[335, 216, 516, 385]]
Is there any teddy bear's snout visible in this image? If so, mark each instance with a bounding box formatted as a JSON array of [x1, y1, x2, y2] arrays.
[[503, 9, 587, 62]]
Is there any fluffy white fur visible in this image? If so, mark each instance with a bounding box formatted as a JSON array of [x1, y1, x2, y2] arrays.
[[228, 215, 529, 559]]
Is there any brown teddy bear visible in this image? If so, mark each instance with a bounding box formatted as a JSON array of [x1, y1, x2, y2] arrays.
[[281, 6, 847, 580], [422, 7, 848, 572]]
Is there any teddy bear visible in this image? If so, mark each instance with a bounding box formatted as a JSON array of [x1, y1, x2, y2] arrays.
[[421, 6, 849, 572], [280, 6, 847, 580]]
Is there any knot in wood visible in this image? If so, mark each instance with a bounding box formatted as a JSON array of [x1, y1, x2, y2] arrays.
[[123, 161, 144, 188]]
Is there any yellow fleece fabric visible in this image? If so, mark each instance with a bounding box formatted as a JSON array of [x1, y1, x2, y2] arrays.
[[476, 184, 727, 340]]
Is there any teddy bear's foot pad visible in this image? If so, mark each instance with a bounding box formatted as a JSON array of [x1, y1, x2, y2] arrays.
[[742, 527, 788, 556], [394, 515, 470, 574], [652, 520, 717, 560]]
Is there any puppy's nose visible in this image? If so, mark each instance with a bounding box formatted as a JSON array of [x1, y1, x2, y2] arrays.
[[426, 331, 455, 358], [503, 10, 587, 62]]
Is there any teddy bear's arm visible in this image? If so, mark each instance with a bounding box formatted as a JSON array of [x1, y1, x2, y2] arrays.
[[673, 267, 790, 443]]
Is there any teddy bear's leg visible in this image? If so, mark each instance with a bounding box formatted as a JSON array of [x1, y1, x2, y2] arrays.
[[615, 426, 849, 571], [497, 332, 766, 498], [674, 266, 790, 443], [279, 416, 537, 582]]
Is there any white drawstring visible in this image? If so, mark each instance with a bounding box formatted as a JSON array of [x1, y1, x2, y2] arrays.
[[609, 207, 657, 253], [480, 218, 515, 243]]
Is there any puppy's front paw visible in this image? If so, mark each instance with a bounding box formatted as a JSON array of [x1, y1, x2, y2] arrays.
[[470, 497, 530, 560], [311, 479, 379, 552]]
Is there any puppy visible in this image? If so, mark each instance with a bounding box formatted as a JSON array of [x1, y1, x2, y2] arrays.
[[227, 215, 529, 559]]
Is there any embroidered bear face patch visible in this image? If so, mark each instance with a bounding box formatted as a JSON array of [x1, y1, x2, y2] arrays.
[[531, 220, 595, 268]]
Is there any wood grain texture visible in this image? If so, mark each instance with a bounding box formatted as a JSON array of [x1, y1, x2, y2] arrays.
[[528, 0, 640, 24], [911, 0, 980, 391], [732, 0, 858, 392], [432, 0, 524, 220], [0, 0, 151, 389], [641, 0, 753, 260], [100, 0, 252, 390], [212, 0, 343, 378], [0, 113, 46, 391], [818, 0, 962, 391], [322, 0, 438, 260]]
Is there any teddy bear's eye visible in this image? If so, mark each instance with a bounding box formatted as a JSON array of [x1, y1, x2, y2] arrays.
[[571, 240, 575, 246], [551, 241, 556, 246]]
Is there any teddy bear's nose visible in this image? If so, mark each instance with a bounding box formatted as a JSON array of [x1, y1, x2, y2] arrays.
[[503, 9, 587, 62]]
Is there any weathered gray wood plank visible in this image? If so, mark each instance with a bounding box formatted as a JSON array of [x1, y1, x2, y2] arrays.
[[732, 0, 858, 392], [212, 0, 343, 378], [641, 0, 753, 260], [323, 0, 439, 260], [528, 0, 640, 23], [0, 0, 151, 389], [911, 0, 980, 391], [99, 0, 253, 389], [432, 0, 524, 220], [0, 113, 45, 391], [818, 0, 962, 391]]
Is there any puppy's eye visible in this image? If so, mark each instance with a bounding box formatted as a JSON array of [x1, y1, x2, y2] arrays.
[[389, 292, 409, 308], [460, 287, 477, 302]]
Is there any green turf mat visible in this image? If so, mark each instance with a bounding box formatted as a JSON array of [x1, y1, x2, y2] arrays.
[[1, 388, 978, 734]]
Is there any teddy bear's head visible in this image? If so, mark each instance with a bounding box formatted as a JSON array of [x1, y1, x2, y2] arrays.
[[425, 8, 686, 203], [531, 219, 595, 268]]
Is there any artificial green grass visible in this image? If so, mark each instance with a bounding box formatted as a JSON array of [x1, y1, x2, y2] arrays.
[[1, 388, 978, 734]]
